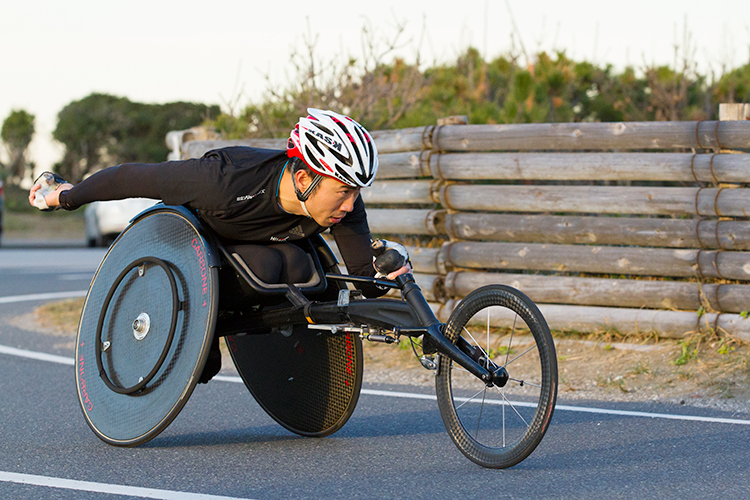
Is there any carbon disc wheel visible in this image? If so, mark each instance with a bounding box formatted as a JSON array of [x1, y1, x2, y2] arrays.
[[227, 327, 363, 437], [226, 250, 363, 438], [75, 208, 218, 446], [435, 285, 557, 468]]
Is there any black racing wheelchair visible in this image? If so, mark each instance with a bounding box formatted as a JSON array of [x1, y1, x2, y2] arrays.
[[74, 205, 557, 469]]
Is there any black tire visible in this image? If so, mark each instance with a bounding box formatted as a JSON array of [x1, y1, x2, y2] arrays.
[[435, 285, 557, 468]]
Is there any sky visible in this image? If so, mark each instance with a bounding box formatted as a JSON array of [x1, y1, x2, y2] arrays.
[[1, 0, 749, 172]]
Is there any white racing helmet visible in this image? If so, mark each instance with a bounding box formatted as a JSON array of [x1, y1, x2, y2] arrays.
[[287, 108, 379, 191]]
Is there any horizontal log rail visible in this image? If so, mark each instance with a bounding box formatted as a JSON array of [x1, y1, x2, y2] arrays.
[[438, 185, 750, 216], [360, 180, 436, 205], [368, 210, 750, 250], [367, 209, 441, 235], [180, 128, 426, 159], [428, 121, 750, 152], [408, 242, 750, 280], [370, 127, 426, 153], [431, 301, 750, 341], [363, 182, 750, 216], [182, 138, 286, 159], [181, 121, 750, 159], [443, 213, 750, 250], [377, 152, 425, 178], [428, 152, 750, 182], [439, 271, 750, 313]]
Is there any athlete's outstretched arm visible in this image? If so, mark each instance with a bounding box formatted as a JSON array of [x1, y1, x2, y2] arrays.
[[28, 158, 218, 210]]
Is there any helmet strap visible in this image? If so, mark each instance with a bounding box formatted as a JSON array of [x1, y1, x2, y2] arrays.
[[299, 199, 313, 218], [290, 161, 322, 219], [292, 162, 324, 203]]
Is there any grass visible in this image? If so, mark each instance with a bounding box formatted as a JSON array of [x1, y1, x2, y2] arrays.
[[672, 340, 698, 366], [630, 360, 652, 376], [3, 211, 85, 237], [3, 182, 38, 213], [35, 298, 85, 331], [596, 374, 630, 393]]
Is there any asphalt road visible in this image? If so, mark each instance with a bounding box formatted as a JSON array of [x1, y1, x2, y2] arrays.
[[1, 248, 750, 499]]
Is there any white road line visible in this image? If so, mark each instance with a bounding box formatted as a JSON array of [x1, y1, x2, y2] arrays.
[[0, 471, 254, 500], [0, 290, 87, 304], [3, 345, 750, 426], [58, 273, 93, 281], [214, 375, 245, 383], [361, 388, 750, 425], [0, 345, 75, 366], [213, 375, 750, 425]]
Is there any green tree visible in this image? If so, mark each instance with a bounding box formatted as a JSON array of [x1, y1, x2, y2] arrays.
[[53, 94, 131, 183], [1, 109, 35, 184], [53, 93, 219, 182], [205, 45, 747, 137], [714, 61, 750, 105]]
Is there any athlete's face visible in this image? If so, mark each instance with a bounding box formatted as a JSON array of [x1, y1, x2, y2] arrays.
[[306, 176, 361, 227]]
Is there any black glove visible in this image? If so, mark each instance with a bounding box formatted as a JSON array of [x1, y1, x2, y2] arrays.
[[371, 239, 410, 278]]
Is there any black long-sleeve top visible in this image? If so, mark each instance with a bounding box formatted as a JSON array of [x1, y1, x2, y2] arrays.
[[60, 146, 382, 295]]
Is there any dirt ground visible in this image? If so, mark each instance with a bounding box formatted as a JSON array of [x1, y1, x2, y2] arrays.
[[20, 298, 750, 414], [361, 332, 750, 412]]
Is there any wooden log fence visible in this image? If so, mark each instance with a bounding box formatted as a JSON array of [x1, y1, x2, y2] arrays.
[[431, 302, 750, 343], [362, 182, 750, 215], [407, 243, 750, 282], [441, 271, 750, 313], [179, 121, 750, 157], [176, 116, 750, 340], [437, 185, 750, 216], [360, 180, 436, 205], [428, 152, 750, 182], [442, 213, 750, 250], [424, 121, 750, 151], [367, 209, 442, 235], [368, 210, 750, 250]]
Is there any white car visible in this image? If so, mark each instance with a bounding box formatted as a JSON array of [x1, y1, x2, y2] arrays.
[[0, 178, 4, 245], [84, 198, 159, 247]]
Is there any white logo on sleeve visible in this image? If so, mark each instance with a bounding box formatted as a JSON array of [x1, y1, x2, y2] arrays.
[[236, 189, 266, 202]]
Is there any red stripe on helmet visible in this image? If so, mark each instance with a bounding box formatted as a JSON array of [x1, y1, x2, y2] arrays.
[[318, 159, 333, 172]]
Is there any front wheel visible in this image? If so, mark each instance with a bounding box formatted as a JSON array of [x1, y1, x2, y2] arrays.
[[435, 285, 557, 468]]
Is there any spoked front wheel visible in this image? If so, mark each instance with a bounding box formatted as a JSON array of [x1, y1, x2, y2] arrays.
[[435, 285, 557, 468]]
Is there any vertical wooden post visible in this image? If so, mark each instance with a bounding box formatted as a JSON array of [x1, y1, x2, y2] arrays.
[[431, 116, 468, 244], [719, 103, 750, 121]]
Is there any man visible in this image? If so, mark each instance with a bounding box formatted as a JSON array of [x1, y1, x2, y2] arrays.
[[30, 108, 411, 381]]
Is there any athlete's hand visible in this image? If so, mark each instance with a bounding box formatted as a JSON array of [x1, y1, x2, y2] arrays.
[[386, 261, 413, 280], [28, 181, 74, 209], [371, 239, 412, 280]]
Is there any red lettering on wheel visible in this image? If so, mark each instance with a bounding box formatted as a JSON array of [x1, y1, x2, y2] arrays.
[[344, 334, 354, 378], [78, 354, 93, 412], [191, 238, 209, 303]]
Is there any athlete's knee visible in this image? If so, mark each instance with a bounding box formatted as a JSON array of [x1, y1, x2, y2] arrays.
[[228, 244, 283, 284], [272, 243, 313, 284]]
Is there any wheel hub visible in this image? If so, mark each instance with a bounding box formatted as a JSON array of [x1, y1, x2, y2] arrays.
[[491, 366, 509, 387], [132, 312, 151, 341]]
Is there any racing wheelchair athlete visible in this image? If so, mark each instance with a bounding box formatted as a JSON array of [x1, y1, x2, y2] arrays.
[[30, 109, 557, 469]]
